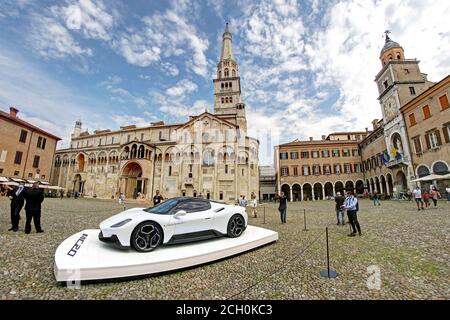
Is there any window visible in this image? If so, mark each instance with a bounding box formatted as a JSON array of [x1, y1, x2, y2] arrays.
[[127, 135, 131, 143], [0, 150, 7, 163], [302, 165, 309, 176], [19, 130, 27, 143], [354, 164, 362, 173], [28, 173, 33, 178], [225, 165, 228, 174], [300, 151, 309, 159], [281, 167, 289, 176], [321, 150, 330, 158], [324, 165, 331, 175], [177, 199, 211, 213], [439, 94, 449, 110], [409, 87, 416, 95], [332, 149, 340, 157], [344, 163, 352, 174], [224, 68, 229, 77], [426, 130, 441, 149], [342, 149, 350, 157], [168, 166, 172, 176], [290, 152, 298, 159], [352, 149, 359, 156], [413, 136, 422, 154], [409, 113, 417, 126], [383, 80, 388, 89], [111, 137, 115, 144], [334, 164, 341, 174], [311, 151, 319, 158], [99, 139, 102, 146], [37, 137, 47, 149], [280, 152, 288, 160], [422, 105, 431, 119], [33, 155, 40, 168], [14, 151, 23, 164], [292, 167, 298, 176], [219, 192, 224, 200], [313, 165, 320, 175], [0, 168, 3, 174], [443, 123, 450, 143], [14, 170, 19, 176], [242, 168, 245, 176]]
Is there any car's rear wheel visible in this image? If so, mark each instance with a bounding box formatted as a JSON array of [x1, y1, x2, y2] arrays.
[[131, 221, 163, 252], [227, 214, 246, 238]]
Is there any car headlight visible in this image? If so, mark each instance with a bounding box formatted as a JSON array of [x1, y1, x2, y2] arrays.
[[110, 219, 132, 228]]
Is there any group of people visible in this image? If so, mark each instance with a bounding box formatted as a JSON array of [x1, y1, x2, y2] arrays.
[[238, 192, 258, 218], [1, 182, 45, 233], [412, 185, 444, 210]]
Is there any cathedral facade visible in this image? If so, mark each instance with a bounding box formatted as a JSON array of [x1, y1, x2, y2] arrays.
[[51, 24, 260, 203]]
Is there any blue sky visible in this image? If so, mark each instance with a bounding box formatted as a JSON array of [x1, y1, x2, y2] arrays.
[[1, 0, 449, 165]]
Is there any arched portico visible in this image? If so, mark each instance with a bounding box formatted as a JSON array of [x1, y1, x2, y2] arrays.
[[120, 162, 147, 199]]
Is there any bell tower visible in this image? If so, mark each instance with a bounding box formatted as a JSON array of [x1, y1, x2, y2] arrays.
[[213, 23, 247, 132]]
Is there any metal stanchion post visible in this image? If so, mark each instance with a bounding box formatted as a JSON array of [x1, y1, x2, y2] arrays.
[[303, 209, 308, 231], [320, 227, 338, 278], [263, 206, 266, 224]]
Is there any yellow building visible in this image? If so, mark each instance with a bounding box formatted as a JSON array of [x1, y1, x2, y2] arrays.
[[401, 75, 450, 191], [275, 132, 368, 201]]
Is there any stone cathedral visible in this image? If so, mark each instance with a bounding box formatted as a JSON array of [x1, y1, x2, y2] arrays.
[[51, 24, 260, 202]]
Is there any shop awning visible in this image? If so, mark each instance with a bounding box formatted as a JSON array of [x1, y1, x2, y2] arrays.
[[0, 176, 8, 182]]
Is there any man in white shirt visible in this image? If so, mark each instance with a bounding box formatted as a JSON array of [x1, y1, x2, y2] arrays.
[[412, 186, 424, 211], [343, 190, 361, 236]]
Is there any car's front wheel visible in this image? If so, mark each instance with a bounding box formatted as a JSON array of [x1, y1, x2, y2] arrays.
[[131, 221, 163, 252], [227, 214, 246, 238]]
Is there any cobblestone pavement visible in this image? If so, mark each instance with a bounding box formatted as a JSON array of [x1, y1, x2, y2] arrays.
[[0, 196, 449, 300]]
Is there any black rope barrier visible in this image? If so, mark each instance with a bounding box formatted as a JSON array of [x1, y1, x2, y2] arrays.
[[225, 229, 326, 300]]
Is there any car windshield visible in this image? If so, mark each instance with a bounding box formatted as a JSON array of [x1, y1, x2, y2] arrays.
[[144, 198, 185, 214]]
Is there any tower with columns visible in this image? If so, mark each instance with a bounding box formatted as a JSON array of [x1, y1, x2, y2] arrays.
[[213, 23, 247, 133]]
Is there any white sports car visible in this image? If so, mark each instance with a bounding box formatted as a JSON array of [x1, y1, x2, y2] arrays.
[[99, 197, 248, 252]]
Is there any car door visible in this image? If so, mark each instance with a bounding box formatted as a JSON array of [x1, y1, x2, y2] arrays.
[[172, 199, 214, 236]]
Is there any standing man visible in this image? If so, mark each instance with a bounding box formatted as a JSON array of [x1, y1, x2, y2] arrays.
[[277, 192, 287, 224], [250, 192, 258, 218], [446, 185, 450, 203], [6, 183, 26, 232], [343, 190, 361, 236], [153, 190, 164, 206], [373, 191, 381, 206], [412, 186, 424, 211], [334, 192, 345, 225], [24, 182, 45, 234]]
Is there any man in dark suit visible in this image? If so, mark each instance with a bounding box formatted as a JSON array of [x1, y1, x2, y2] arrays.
[[6, 183, 26, 232], [24, 182, 45, 234]]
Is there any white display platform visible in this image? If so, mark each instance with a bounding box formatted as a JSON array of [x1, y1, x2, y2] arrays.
[[54, 226, 278, 282]]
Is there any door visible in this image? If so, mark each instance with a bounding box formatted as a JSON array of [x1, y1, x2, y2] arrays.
[[172, 199, 214, 235]]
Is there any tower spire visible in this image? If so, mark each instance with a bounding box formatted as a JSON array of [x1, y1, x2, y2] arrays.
[[220, 22, 235, 61]]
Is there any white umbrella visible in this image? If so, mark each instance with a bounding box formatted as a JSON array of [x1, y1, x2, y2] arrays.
[[0, 176, 8, 182], [411, 174, 450, 182], [0, 181, 19, 186]]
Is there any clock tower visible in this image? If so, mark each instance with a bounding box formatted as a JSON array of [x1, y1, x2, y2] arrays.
[[374, 32, 434, 191]]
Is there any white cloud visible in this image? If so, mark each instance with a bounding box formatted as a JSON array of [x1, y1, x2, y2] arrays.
[[28, 14, 93, 59], [63, 0, 114, 41], [0, 47, 112, 149], [114, 1, 210, 77], [166, 79, 198, 97]]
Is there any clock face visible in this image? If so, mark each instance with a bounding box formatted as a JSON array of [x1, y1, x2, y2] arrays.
[[383, 96, 397, 119]]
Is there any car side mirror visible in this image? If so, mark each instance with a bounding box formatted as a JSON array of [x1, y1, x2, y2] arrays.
[[174, 210, 187, 218]]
